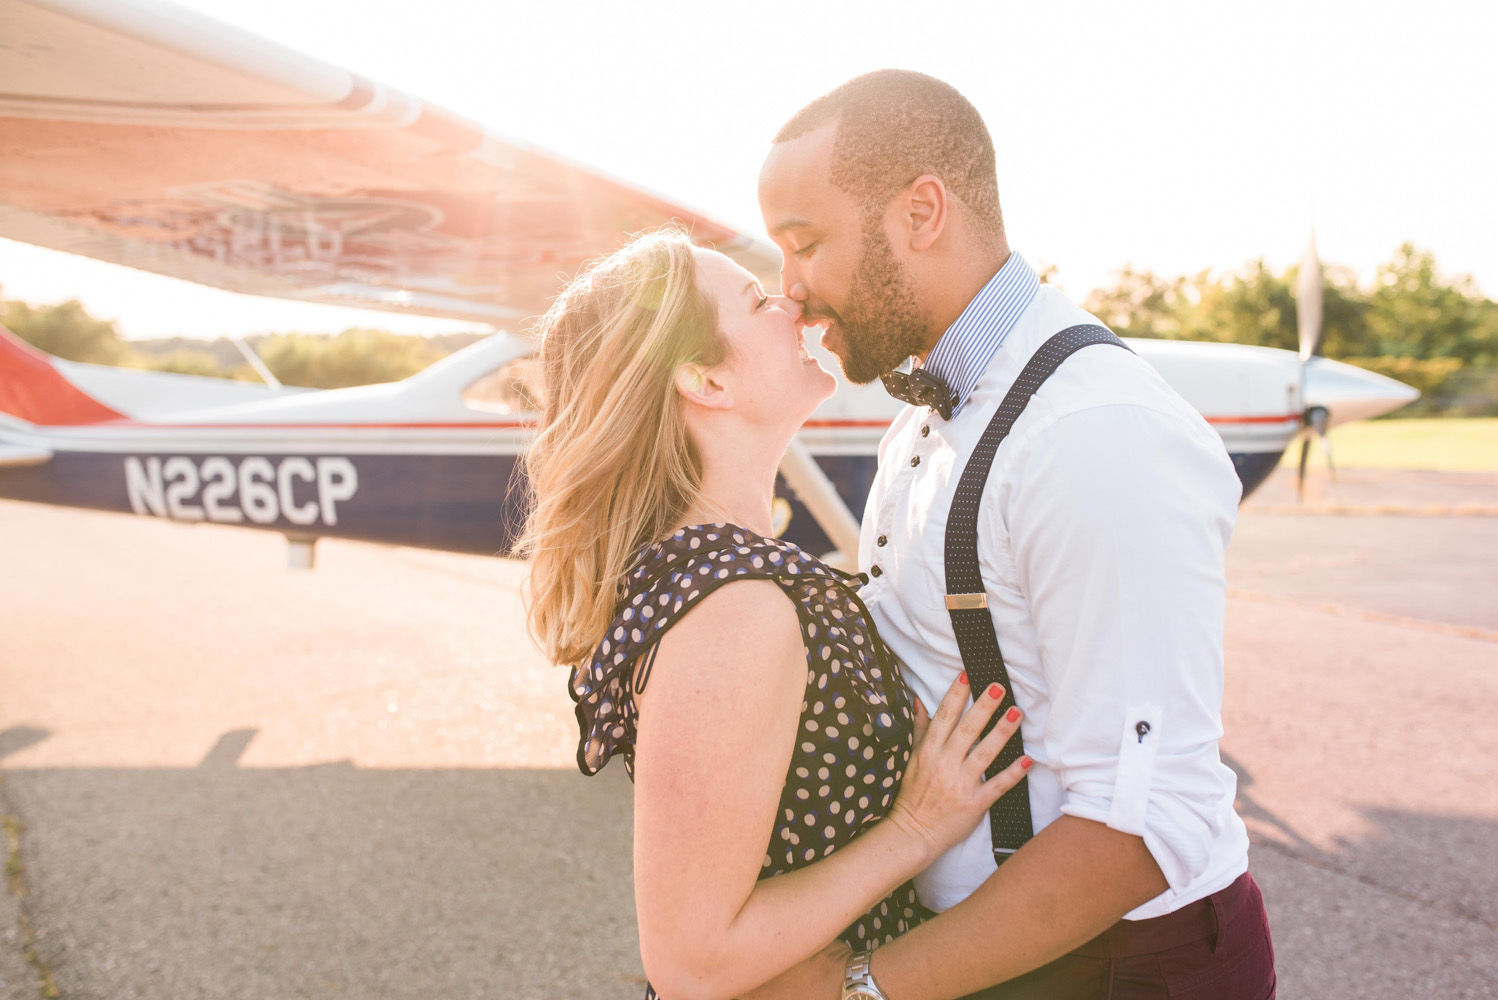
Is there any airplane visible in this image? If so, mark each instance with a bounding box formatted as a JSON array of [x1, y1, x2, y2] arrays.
[[0, 0, 1420, 566]]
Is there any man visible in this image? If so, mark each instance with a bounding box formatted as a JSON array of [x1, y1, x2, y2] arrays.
[[754, 70, 1275, 999]]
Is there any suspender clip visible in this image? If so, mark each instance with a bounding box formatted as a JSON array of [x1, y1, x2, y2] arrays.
[[945, 592, 989, 610]]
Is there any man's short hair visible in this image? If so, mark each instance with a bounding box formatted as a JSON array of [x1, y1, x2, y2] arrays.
[[774, 69, 1003, 239]]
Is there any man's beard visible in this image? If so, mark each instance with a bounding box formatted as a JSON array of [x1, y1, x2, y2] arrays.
[[832, 224, 932, 385]]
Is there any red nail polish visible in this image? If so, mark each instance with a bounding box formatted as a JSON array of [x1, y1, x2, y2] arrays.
[[1006, 706, 1021, 723], [988, 683, 1002, 699], [1020, 756, 1033, 769], [959, 671, 968, 686]]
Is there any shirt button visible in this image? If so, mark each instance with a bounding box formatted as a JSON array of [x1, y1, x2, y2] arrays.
[[910, 455, 920, 467], [921, 425, 930, 437], [870, 565, 883, 577], [877, 534, 887, 547]]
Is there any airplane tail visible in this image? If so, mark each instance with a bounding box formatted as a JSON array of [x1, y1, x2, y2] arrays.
[[0, 324, 124, 426]]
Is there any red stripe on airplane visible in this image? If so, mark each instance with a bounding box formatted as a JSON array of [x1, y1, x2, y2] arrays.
[[109, 420, 537, 430], [0, 325, 126, 426], [101, 418, 898, 431], [1203, 414, 1302, 425], [98, 414, 1300, 432]]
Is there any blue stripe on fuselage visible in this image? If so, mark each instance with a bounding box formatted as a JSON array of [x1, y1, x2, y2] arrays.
[[0, 450, 525, 556], [0, 447, 1282, 559]]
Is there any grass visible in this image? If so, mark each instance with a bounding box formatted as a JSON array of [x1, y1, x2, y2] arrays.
[[1280, 418, 1498, 473], [3, 779, 61, 999]]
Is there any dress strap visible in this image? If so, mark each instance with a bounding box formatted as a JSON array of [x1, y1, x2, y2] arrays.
[[634, 639, 663, 694], [827, 565, 870, 587]]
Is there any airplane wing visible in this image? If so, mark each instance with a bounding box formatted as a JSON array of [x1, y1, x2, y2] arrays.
[[0, 0, 781, 326]]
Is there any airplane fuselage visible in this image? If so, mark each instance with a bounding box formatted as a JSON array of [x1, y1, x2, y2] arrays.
[[0, 329, 1418, 559]]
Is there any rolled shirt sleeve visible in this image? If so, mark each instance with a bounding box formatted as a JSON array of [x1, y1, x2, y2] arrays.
[[1005, 402, 1242, 891]]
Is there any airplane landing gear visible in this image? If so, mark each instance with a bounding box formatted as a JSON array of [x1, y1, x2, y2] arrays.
[[286, 534, 318, 570]]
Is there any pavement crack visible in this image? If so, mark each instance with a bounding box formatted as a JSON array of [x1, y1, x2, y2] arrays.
[[1251, 834, 1498, 932], [1, 775, 61, 1000]]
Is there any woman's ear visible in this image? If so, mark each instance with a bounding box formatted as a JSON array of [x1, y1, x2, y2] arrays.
[[674, 364, 733, 409]]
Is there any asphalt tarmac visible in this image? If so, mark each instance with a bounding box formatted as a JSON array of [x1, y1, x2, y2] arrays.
[[1, 465, 1495, 999]]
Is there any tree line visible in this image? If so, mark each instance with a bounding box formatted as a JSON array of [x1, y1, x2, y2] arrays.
[[0, 295, 486, 389], [3, 242, 1495, 415], [1082, 243, 1496, 416]]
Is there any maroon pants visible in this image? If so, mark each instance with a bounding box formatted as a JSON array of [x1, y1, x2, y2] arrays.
[[955, 872, 1276, 1000]]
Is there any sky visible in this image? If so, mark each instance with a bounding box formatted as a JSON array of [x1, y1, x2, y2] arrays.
[[2, 0, 1495, 339]]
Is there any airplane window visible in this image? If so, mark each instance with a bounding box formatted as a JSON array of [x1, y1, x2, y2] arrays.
[[462, 357, 541, 414]]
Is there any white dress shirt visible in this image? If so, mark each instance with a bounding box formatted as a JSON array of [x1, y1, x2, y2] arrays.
[[858, 255, 1250, 920]]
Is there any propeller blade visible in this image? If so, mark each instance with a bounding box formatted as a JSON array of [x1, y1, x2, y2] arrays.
[[1298, 231, 1324, 362], [1318, 426, 1337, 485], [1297, 431, 1311, 499]]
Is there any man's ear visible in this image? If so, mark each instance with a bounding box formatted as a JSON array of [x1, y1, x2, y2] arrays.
[[903, 174, 948, 252], [674, 363, 733, 409]]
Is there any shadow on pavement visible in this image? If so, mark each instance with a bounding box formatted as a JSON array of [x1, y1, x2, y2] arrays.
[[1227, 750, 1497, 926], [1, 726, 647, 1000], [8, 725, 1497, 1000], [0, 727, 50, 760], [1225, 751, 1498, 999]]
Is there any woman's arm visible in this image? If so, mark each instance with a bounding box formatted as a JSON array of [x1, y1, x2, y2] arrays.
[[631, 580, 1026, 1000]]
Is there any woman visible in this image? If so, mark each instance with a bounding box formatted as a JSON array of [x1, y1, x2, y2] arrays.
[[521, 228, 1030, 1000]]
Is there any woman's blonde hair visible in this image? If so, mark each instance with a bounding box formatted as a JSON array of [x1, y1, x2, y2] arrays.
[[519, 227, 727, 666]]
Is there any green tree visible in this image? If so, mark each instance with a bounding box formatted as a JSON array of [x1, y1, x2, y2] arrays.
[[1086, 261, 1370, 354], [128, 348, 235, 379], [249, 328, 447, 388], [1185, 263, 1295, 348], [1364, 243, 1494, 363], [0, 291, 473, 387], [0, 296, 126, 364], [1084, 266, 1186, 340], [1084, 245, 1496, 415]]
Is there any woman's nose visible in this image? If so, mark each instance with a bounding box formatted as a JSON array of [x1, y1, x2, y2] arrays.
[[774, 296, 804, 321]]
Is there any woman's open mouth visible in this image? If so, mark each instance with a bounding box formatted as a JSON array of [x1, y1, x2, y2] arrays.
[[819, 324, 845, 359]]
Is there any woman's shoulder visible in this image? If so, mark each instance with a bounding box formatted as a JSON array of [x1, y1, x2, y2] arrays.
[[571, 522, 906, 776], [571, 523, 828, 773]]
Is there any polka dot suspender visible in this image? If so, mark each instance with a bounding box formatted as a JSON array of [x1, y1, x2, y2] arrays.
[[944, 324, 1132, 864]]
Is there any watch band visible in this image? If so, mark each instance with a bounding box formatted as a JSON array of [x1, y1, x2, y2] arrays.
[[842, 948, 889, 1000]]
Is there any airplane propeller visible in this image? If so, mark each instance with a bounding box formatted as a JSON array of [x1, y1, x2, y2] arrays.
[[1296, 233, 1336, 499], [1297, 404, 1335, 497]]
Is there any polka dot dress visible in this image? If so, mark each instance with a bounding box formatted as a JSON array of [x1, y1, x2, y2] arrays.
[[570, 524, 924, 999]]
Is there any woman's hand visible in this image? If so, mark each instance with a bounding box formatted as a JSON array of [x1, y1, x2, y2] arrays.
[[884, 673, 1031, 862]]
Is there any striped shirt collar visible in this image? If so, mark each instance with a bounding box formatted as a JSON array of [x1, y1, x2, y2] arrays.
[[921, 251, 1040, 416]]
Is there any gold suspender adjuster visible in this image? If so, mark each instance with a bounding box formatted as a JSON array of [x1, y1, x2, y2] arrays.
[[944, 593, 988, 610]]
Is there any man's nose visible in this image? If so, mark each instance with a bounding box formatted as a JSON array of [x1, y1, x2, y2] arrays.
[[779, 257, 807, 302]]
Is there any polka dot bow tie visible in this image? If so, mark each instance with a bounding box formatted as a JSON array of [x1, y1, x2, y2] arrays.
[[880, 365, 955, 420]]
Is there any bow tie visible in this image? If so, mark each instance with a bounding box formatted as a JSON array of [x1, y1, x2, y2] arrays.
[[881, 365, 955, 420]]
